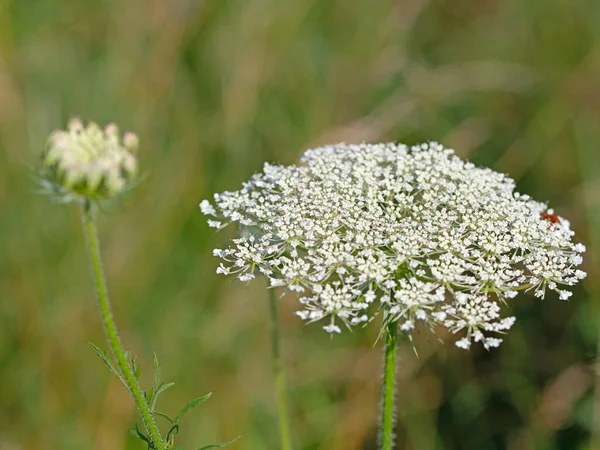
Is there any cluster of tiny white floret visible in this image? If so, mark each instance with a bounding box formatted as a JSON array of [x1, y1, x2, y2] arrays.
[[201, 142, 586, 350], [41, 118, 139, 201]]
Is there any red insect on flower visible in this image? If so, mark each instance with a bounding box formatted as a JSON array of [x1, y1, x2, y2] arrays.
[[541, 210, 561, 228]]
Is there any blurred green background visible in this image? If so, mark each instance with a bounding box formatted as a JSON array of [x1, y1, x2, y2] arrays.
[[1, 0, 600, 449]]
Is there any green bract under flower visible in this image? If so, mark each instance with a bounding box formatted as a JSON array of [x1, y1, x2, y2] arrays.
[[201, 142, 586, 350], [41, 118, 139, 201]]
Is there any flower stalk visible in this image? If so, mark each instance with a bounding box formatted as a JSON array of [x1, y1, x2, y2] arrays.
[[39, 119, 238, 450], [81, 199, 165, 450], [379, 321, 398, 450], [202, 141, 587, 450], [268, 288, 293, 450]]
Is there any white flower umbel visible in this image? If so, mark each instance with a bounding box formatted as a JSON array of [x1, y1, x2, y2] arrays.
[[40, 118, 139, 202], [202, 142, 586, 350]]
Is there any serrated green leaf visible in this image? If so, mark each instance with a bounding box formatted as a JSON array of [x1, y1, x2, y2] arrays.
[[153, 352, 161, 392], [146, 388, 153, 405], [198, 435, 241, 449], [129, 425, 150, 444], [88, 342, 117, 372], [157, 382, 176, 396], [175, 393, 212, 424], [123, 350, 140, 380], [151, 381, 176, 412], [88, 342, 129, 393], [131, 354, 141, 380]]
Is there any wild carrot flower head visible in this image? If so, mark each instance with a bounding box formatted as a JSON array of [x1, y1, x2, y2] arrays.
[[40, 118, 139, 202], [201, 142, 586, 349]]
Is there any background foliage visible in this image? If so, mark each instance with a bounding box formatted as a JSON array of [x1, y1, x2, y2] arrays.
[[1, 0, 600, 449]]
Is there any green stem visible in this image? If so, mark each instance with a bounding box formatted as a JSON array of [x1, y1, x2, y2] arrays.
[[267, 288, 293, 450], [379, 321, 398, 450], [81, 200, 165, 450], [592, 333, 600, 450]]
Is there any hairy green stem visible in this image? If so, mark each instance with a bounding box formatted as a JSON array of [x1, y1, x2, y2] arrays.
[[379, 321, 398, 450], [574, 118, 600, 450], [268, 288, 293, 450], [592, 333, 600, 450], [81, 200, 165, 450]]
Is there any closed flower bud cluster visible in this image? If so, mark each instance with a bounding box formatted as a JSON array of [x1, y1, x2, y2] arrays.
[[201, 142, 586, 350], [41, 118, 139, 201]]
